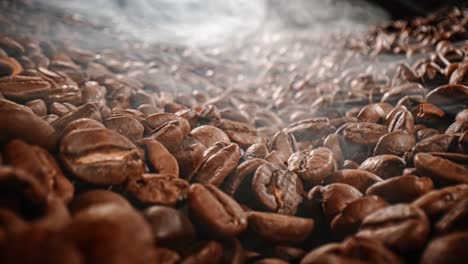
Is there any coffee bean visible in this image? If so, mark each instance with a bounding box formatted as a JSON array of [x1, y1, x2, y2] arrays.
[[358, 155, 405, 179], [188, 184, 247, 237], [301, 236, 403, 264], [217, 119, 267, 149], [426, 84, 468, 114], [61, 118, 104, 137], [381, 82, 426, 104], [104, 114, 144, 142], [143, 205, 196, 248], [388, 110, 415, 134], [25, 99, 46, 116], [412, 184, 468, 218], [194, 143, 241, 186], [366, 175, 434, 203], [374, 131, 415, 156], [190, 125, 231, 148], [3, 139, 74, 202], [342, 160, 359, 169], [269, 131, 297, 161], [285, 118, 335, 143], [181, 240, 223, 264], [171, 136, 206, 181], [323, 134, 344, 166], [69, 190, 131, 214], [357, 204, 430, 252], [331, 195, 389, 238], [342, 122, 387, 146], [247, 211, 314, 245], [0, 75, 50, 101], [288, 148, 337, 188], [357, 103, 393, 124], [308, 183, 362, 221], [60, 128, 145, 185], [138, 138, 179, 177], [244, 143, 269, 160], [435, 197, 468, 233], [420, 232, 468, 264], [222, 158, 267, 197], [414, 153, 468, 186], [323, 169, 382, 193], [51, 103, 102, 136], [252, 163, 303, 215], [126, 174, 189, 206], [264, 150, 286, 165], [154, 248, 181, 264]]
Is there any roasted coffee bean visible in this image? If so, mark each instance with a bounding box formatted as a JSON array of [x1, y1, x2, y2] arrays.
[[61, 118, 104, 137], [420, 232, 468, 264], [308, 183, 362, 221], [49, 102, 71, 117], [357, 204, 430, 253], [342, 122, 387, 146], [288, 148, 337, 188], [284, 118, 335, 143], [331, 195, 389, 238], [151, 120, 190, 151], [374, 131, 415, 156], [342, 159, 359, 169], [435, 197, 468, 233], [69, 190, 131, 214], [171, 136, 206, 181], [25, 99, 46, 116], [0, 57, 22, 77], [412, 184, 468, 218], [222, 158, 267, 197], [60, 128, 145, 185], [269, 131, 297, 161], [64, 204, 157, 264], [414, 153, 468, 186], [247, 211, 314, 245], [388, 110, 415, 134], [244, 143, 269, 160], [143, 205, 196, 248], [194, 143, 241, 186], [358, 155, 405, 179], [381, 82, 426, 104], [51, 103, 102, 136], [417, 127, 440, 141], [323, 134, 344, 166], [426, 84, 468, 114], [264, 150, 286, 165], [217, 119, 267, 149], [138, 138, 179, 177], [357, 103, 393, 124], [366, 175, 434, 203], [126, 174, 189, 206], [323, 169, 382, 193], [190, 125, 231, 148], [220, 239, 247, 264], [252, 163, 303, 215], [188, 184, 247, 237], [181, 240, 223, 264], [104, 114, 144, 142], [3, 139, 74, 202], [301, 236, 403, 264], [405, 134, 459, 164], [154, 248, 181, 264], [0, 75, 50, 101], [0, 99, 57, 150]]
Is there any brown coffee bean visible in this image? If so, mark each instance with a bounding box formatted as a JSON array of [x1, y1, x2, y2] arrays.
[[151, 120, 190, 151], [357, 103, 393, 124], [435, 197, 468, 233], [388, 110, 415, 134], [0, 57, 22, 77], [252, 163, 303, 215], [323, 169, 382, 193], [264, 150, 286, 165], [104, 114, 144, 142], [188, 184, 247, 237], [0, 99, 57, 150], [49, 102, 70, 117], [0, 36, 24, 56], [374, 131, 415, 156], [126, 174, 189, 206], [285, 118, 335, 143], [301, 236, 403, 264], [217, 119, 267, 149], [421, 232, 468, 264], [60, 128, 145, 185], [194, 143, 241, 186], [342, 160, 359, 169], [3, 139, 74, 202], [244, 143, 269, 160], [288, 148, 337, 187], [247, 211, 314, 245], [426, 84, 468, 114], [308, 183, 362, 221], [171, 136, 206, 181], [405, 134, 459, 164], [413, 184, 468, 217], [343, 122, 387, 146], [69, 190, 131, 214], [64, 204, 157, 264], [181, 241, 223, 264], [143, 205, 196, 248], [384, 105, 408, 126], [0, 75, 50, 101], [138, 138, 179, 177], [357, 204, 430, 252], [381, 82, 426, 104], [154, 248, 181, 264], [358, 155, 405, 179], [190, 125, 231, 148], [51, 103, 102, 136], [222, 158, 267, 197], [366, 175, 434, 203], [323, 134, 344, 166], [25, 99, 46, 116], [269, 131, 297, 161], [417, 127, 440, 141], [145, 112, 190, 134], [414, 153, 468, 186], [61, 118, 105, 137], [331, 195, 389, 238]]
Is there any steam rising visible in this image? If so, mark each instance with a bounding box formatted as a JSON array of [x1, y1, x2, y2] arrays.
[[37, 0, 389, 47]]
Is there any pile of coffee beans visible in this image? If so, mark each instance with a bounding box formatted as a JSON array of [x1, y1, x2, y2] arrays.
[[0, 1, 467, 263]]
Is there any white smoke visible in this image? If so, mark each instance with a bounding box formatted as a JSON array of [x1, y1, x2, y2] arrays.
[[36, 0, 389, 46]]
